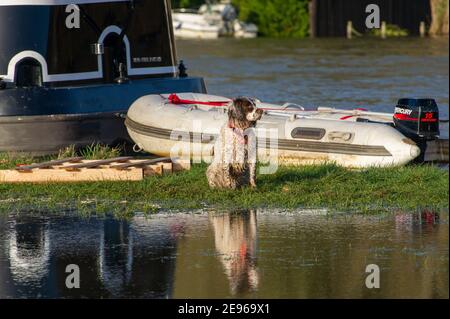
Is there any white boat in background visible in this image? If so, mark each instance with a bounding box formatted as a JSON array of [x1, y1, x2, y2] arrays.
[[172, 9, 221, 39], [232, 20, 259, 38], [199, 2, 259, 38], [172, 2, 258, 39], [125, 93, 447, 168]]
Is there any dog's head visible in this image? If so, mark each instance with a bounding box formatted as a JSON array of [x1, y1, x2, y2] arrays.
[[228, 97, 264, 130]]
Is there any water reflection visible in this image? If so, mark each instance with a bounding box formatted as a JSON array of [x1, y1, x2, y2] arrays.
[[0, 213, 181, 298], [210, 210, 259, 295], [7, 217, 50, 288], [0, 209, 448, 298], [99, 219, 133, 295], [394, 209, 440, 234]]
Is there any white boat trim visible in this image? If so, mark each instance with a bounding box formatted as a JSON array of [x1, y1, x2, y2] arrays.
[[125, 117, 392, 157], [0, 25, 176, 83]]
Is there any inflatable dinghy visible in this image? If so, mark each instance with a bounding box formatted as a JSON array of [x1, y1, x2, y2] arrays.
[[125, 93, 444, 168]]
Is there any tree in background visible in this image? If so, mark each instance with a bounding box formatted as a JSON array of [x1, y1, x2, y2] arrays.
[[430, 0, 449, 35], [232, 0, 309, 38]]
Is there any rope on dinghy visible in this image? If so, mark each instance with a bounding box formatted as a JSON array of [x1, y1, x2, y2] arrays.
[[164, 94, 450, 123]]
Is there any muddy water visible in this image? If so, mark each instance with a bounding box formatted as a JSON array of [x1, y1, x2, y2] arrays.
[[0, 210, 447, 299], [177, 37, 449, 138]]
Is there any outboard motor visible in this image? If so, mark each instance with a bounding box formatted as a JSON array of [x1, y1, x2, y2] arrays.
[[393, 98, 440, 162]]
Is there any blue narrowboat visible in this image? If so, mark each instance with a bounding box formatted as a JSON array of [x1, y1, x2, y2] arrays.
[[0, 0, 206, 154]]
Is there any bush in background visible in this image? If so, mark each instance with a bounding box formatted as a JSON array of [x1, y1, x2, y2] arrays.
[[232, 0, 309, 38], [171, 0, 205, 9]]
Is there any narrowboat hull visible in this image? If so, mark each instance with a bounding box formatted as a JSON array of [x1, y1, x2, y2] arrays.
[[0, 77, 207, 154], [0, 112, 128, 155]]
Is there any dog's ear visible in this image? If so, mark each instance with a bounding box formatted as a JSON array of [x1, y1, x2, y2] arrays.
[[229, 98, 245, 121]]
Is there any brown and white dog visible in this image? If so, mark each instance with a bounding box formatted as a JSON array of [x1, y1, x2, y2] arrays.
[[206, 97, 264, 189]]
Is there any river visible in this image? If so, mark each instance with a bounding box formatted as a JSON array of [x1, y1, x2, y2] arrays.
[[178, 37, 449, 138]]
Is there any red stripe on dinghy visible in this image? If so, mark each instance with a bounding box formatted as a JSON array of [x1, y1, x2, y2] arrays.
[[167, 94, 305, 111], [166, 95, 381, 119], [339, 108, 368, 120], [168, 94, 230, 107], [339, 115, 355, 120]]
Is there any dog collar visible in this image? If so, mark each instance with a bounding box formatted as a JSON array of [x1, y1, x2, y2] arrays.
[[228, 122, 248, 145]]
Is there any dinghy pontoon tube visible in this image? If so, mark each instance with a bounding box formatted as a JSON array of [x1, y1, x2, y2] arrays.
[[0, 0, 206, 154], [124, 93, 435, 168]]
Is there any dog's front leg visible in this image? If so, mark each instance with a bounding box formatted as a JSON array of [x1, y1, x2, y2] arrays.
[[249, 162, 257, 188], [247, 129, 258, 188]]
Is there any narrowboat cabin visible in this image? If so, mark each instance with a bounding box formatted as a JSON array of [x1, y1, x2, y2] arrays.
[[0, 0, 206, 154]]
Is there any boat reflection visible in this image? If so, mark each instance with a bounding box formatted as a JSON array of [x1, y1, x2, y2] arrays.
[[6, 215, 51, 297], [0, 213, 183, 298], [394, 209, 440, 234], [98, 219, 133, 296]]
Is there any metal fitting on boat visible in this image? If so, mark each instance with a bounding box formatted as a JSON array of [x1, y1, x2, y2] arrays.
[[115, 112, 127, 119], [90, 43, 104, 55], [115, 63, 129, 84], [282, 103, 304, 111], [178, 60, 188, 78], [133, 144, 143, 153]]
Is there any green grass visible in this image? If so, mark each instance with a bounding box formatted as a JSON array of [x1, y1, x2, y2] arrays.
[[0, 143, 122, 170], [0, 147, 448, 215]]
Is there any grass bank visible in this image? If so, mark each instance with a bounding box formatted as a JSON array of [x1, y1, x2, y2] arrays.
[[0, 148, 448, 215]]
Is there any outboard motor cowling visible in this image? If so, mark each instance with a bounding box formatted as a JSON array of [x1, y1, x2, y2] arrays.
[[394, 98, 440, 140], [393, 98, 440, 162]]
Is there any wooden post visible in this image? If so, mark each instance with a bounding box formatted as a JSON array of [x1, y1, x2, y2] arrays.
[[420, 21, 426, 37], [346, 21, 352, 39], [381, 21, 387, 39]]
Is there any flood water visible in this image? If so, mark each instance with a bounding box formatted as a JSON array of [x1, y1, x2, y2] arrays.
[[0, 210, 448, 299], [178, 37, 449, 138]]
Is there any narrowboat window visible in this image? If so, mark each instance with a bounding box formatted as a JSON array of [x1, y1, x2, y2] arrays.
[[45, 0, 174, 79], [15, 58, 43, 87], [47, 6, 98, 75], [291, 127, 326, 140], [127, 0, 175, 69]]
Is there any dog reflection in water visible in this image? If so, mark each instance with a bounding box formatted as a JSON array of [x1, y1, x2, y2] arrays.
[[209, 210, 259, 295]]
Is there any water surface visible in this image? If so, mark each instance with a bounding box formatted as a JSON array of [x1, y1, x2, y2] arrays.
[[177, 37, 449, 137], [0, 210, 447, 298]]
